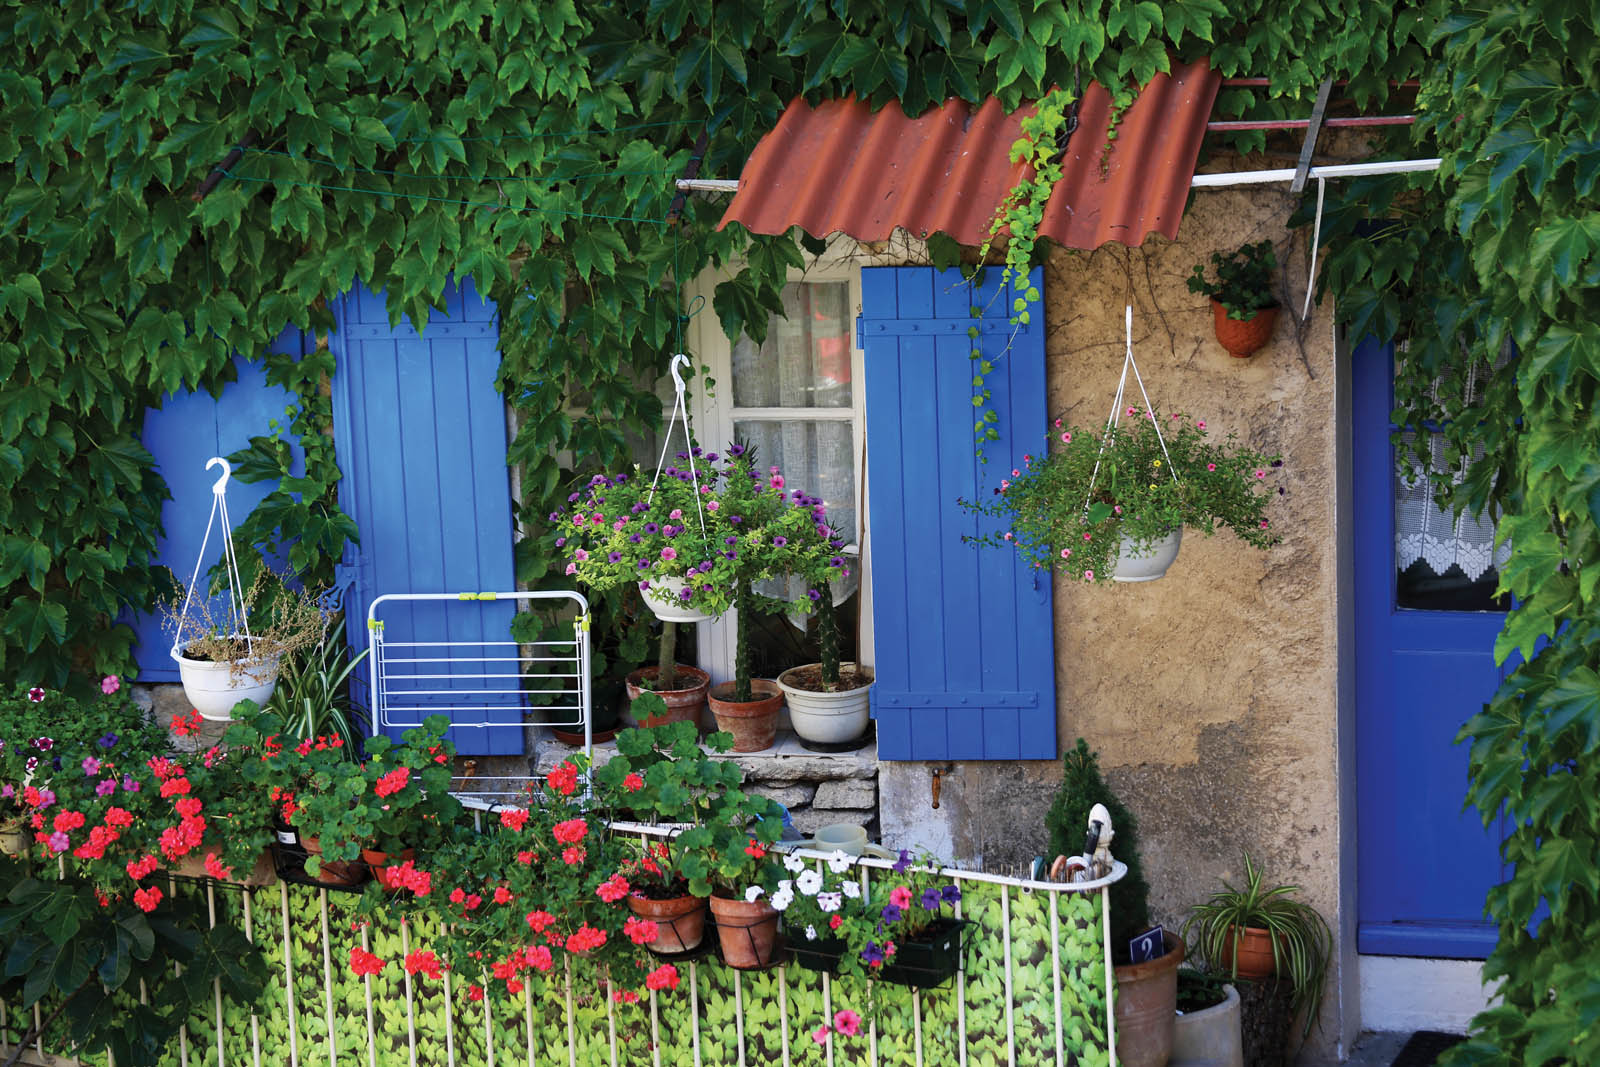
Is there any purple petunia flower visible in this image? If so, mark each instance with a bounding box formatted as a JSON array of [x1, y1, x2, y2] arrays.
[[555, 537, 566, 548], [705, 453, 719, 462], [95, 779, 117, 797], [644, 522, 659, 534], [698, 561, 714, 573], [880, 904, 903, 923], [679, 587, 693, 601], [47, 832, 68, 853], [893, 849, 912, 873], [639, 580, 651, 591], [638, 559, 652, 569], [35, 788, 55, 809], [608, 552, 622, 563], [81, 756, 100, 776], [829, 556, 844, 568], [568, 493, 580, 503], [615, 473, 629, 483], [808, 589, 821, 601], [123, 777, 140, 793], [630, 534, 643, 543], [632, 502, 648, 514], [860, 942, 885, 965], [98, 733, 118, 749], [730, 516, 742, 525], [941, 885, 961, 906], [920, 888, 942, 911], [725, 536, 738, 545], [728, 444, 745, 456], [773, 536, 788, 547]]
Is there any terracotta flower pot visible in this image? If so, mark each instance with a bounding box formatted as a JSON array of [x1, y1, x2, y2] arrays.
[[709, 895, 780, 968], [361, 846, 417, 886], [626, 665, 711, 728], [627, 893, 708, 954], [706, 680, 784, 752], [1219, 924, 1281, 979], [300, 835, 369, 887], [1113, 930, 1186, 1067], [1211, 299, 1278, 358]]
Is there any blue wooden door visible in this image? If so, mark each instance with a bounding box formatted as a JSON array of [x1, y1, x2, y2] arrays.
[[860, 266, 1056, 761], [329, 281, 521, 755], [133, 334, 306, 680], [1354, 336, 1508, 958]]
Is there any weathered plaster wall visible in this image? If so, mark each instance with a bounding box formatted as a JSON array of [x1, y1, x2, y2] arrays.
[[879, 174, 1348, 1059]]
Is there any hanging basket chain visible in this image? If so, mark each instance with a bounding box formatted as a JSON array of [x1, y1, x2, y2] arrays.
[[170, 457, 255, 660], [646, 353, 711, 548], [1082, 306, 1181, 517]]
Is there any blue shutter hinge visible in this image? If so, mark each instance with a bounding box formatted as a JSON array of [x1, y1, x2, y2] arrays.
[[321, 561, 362, 614]]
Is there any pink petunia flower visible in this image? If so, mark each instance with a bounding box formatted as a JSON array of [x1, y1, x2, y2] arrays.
[[1083, 570, 1094, 581], [27, 688, 44, 702], [101, 675, 121, 695], [811, 1025, 831, 1045], [833, 1010, 861, 1037]]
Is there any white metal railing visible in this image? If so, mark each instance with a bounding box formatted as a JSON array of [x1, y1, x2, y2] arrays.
[[4, 845, 1123, 1067]]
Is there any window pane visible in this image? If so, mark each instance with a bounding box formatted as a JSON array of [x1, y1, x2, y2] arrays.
[[734, 419, 856, 544], [1394, 431, 1509, 613], [731, 282, 852, 409]]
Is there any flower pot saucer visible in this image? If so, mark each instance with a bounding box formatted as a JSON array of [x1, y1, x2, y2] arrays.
[[795, 721, 874, 754]]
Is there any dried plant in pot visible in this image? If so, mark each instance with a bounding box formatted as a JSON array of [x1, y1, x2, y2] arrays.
[[163, 568, 327, 721]]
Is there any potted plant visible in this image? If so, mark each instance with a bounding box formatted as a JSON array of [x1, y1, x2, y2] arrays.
[[1187, 240, 1280, 357], [265, 615, 370, 750], [355, 716, 462, 876], [1174, 968, 1244, 1067], [965, 411, 1282, 583], [163, 568, 328, 721], [1182, 853, 1332, 1039], [779, 846, 966, 988], [1045, 738, 1183, 1067], [599, 719, 787, 965]]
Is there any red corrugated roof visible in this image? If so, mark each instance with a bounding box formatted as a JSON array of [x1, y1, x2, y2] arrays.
[[720, 59, 1220, 250]]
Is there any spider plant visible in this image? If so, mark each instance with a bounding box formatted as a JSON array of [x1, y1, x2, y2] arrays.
[[266, 615, 370, 754], [1182, 853, 1331, 1036]]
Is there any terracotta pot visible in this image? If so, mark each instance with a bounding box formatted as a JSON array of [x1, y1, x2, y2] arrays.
[[1113, 930, 1186, 1067], [709, 895, 780, 968], [300, 835, 369, 887], [706, 680, 784, 752], [626, 665, 710, 728], [361, 846, 417, 886], [627, 893, 708, 954], [776, 663, 873, 744], [1211, 299, 1278, 358], [1219, 924, 1281, 979]]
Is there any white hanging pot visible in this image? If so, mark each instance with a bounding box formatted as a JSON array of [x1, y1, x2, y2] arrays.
[[176, 636, 282, 722], [776, 663, 874, 744], [644, 576, 715, 624], [1112, 528, 1183, 583]]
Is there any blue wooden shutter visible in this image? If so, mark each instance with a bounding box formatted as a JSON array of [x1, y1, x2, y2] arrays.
[[861, 266, 1056, 760], [329, 280, 520, 755], [133, 331, 308, 679]]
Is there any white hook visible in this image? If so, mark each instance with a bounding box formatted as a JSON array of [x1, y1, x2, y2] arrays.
[[668, 353, 690, 398], [207, 456, 231, 497]]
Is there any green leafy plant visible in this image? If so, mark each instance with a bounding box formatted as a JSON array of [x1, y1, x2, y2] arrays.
[[1045, 738, 1151, 963], [1182, 853, 1331, 1036], [963, 410, 1282, 581], [1186, 241, 1279, 320], [357, 717, 462, 856], [265, 614, 370, 753]]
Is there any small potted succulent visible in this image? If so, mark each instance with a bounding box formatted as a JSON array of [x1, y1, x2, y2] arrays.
[[1187, 240, 1280, 357], [964, 410, 1282, 583]]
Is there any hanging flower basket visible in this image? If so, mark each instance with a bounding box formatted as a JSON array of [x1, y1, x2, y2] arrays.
[[176, 637, 282, 721], [643, 576, 716, 623], [1112, 529, 1183, 583]]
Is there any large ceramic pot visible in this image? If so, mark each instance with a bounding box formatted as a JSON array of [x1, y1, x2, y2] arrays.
[[706, 680, 784, 752], [627, 893, 708, 954], [643, 577, 715, 623], [1113, 528, 1183, 583], [775, 663, 873, 744], [176, 639, 281, 722], [1173, 982, 1243, 1067], [1114, 930, 1186, 1067], [1211, 299, 1278, 358], [708, 895, 780, 968], [625, 665, 710, 728]]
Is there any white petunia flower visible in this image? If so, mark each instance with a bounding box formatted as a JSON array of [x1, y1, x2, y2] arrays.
[[826, 850, 852, 874], [771, 889, 794, 912], [745, 885, 765, 903], [817, 892, 842, 913], [840, 880, 860, 899], [783, 853, 807, 873], [796, 869, 823, 895], [778, 879, 793, 895], [805, 924, 817, 941]]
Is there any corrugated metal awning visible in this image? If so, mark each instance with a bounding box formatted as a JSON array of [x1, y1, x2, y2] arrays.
[[720, 59, 1221, 250]]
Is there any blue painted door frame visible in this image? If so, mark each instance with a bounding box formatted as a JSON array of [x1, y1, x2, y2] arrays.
[[329, 281, 521, 755], [1353, 335, 1506, 958]]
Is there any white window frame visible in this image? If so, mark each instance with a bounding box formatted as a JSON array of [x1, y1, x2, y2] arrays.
[[683, 257, 874, 690]]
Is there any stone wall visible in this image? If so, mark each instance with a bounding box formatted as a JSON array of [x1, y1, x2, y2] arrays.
[[878, 166, 1348, 1060]]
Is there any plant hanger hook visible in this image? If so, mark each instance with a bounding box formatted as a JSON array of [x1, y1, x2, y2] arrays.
[[207, 456, 231, 496]]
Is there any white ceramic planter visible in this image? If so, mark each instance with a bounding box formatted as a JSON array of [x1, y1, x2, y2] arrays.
[[644, 576, 715, 623], [1113, 528, 1183, 582], [176, 645, 281, 722], [1172, 982, 1243, 1067], [775, 663, 874, 744]]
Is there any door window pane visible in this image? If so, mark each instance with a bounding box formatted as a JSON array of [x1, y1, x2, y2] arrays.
[[734, 419, 857, 544], [1394, 431, 1509, 612]]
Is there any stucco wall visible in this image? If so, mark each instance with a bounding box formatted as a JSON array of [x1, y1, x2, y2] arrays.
[[879, 178, 1348, 1059]]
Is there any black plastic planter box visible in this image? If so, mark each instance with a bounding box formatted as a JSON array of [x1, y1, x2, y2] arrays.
[[789, 918, 968, 989]]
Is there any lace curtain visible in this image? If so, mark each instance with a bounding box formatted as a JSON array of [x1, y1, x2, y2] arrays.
[[1394, 431, 1509, 581]]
